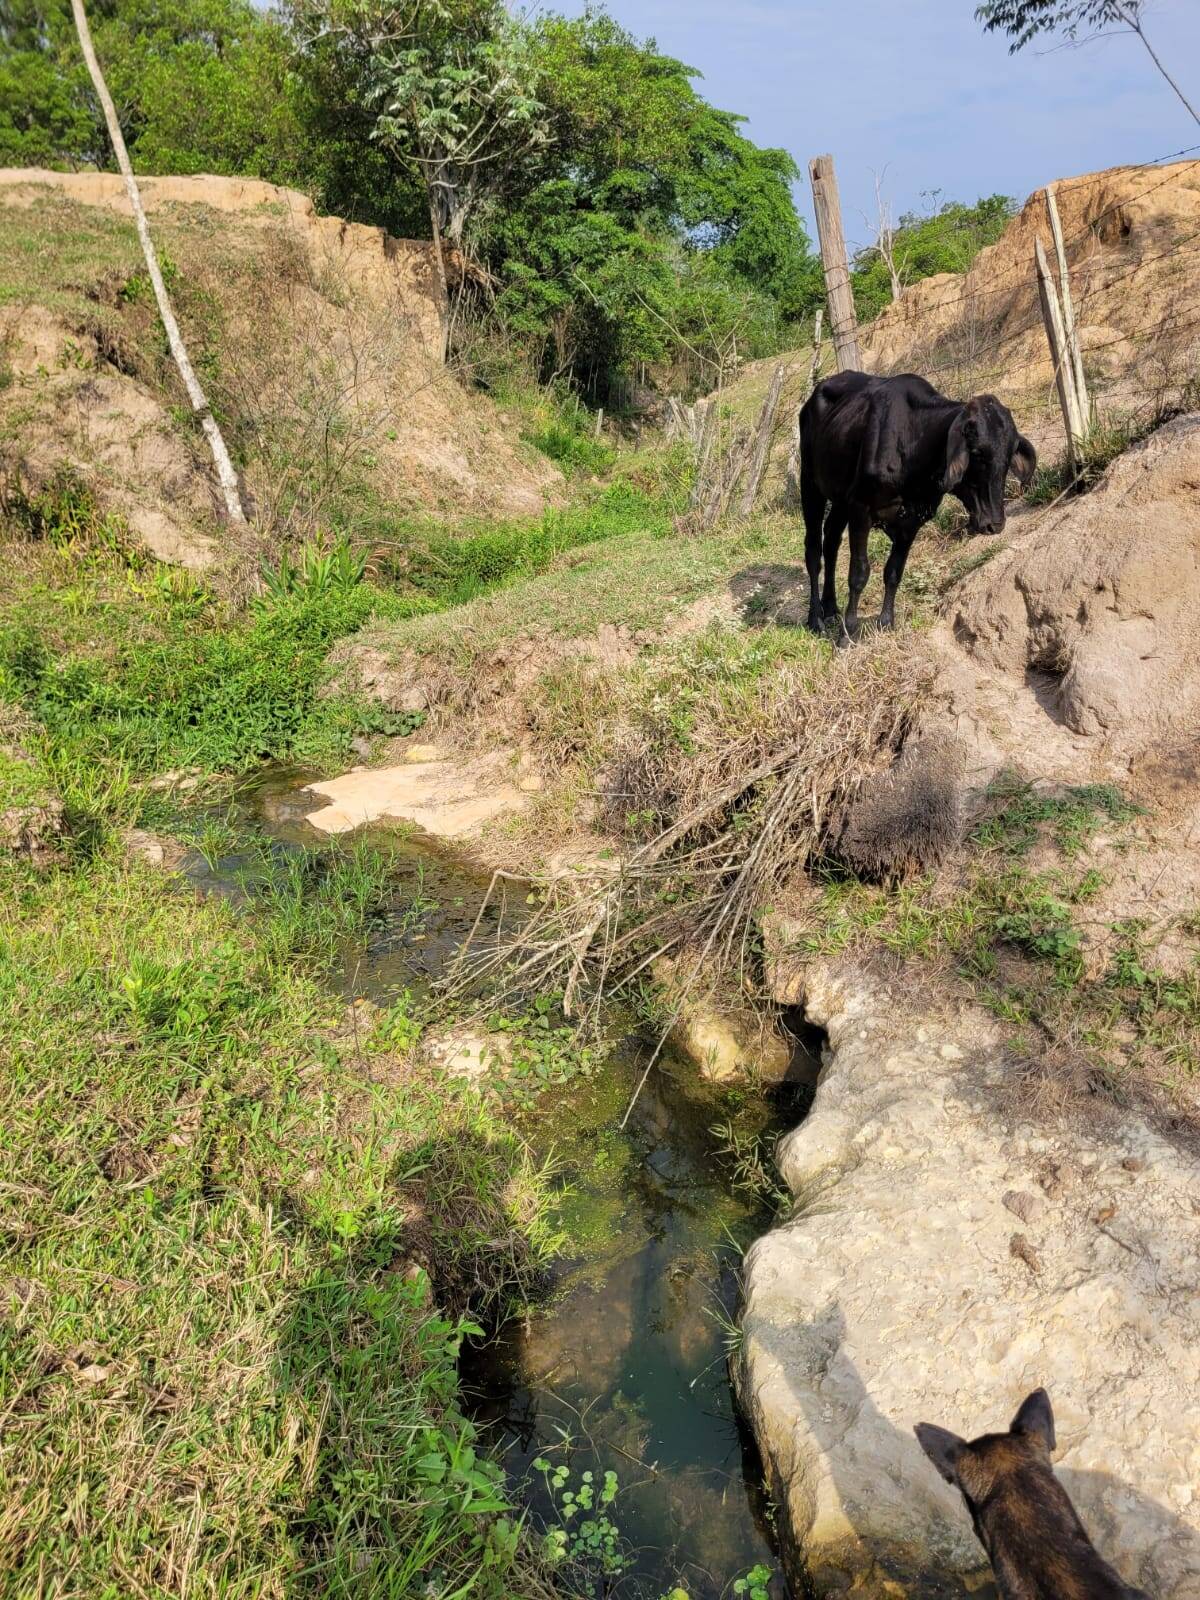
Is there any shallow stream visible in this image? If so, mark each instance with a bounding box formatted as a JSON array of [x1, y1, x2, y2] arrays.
[[188, 771, 816, 1598]]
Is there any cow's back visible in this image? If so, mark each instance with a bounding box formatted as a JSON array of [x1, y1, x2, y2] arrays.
[[800, 370, 876, 498], [800, 370, 958, 505]]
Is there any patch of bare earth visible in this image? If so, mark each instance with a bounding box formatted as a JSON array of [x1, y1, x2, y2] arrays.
[[0, 170, 560, 576]]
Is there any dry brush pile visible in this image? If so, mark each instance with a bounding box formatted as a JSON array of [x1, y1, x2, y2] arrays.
[[460, 632, 938, 1024]]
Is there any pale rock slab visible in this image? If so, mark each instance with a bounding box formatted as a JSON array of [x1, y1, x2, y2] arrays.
[[425, 1028, 513, 1081], [736, 956, 1200, 1598], [304, 759, 527, 839]]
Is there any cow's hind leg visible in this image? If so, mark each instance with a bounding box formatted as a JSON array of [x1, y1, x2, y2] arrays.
[[801, 475, 827, 633], [843, 506, 872, 638], [821, 502, 848, 621]]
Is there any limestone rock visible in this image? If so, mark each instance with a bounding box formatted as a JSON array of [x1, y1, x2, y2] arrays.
[[304, 757, 527, 839], [670, 1004, 791, 1085], [736, 957, 1200, 1599], [1002, 1188, 1047, 1225], [121, 828, 183, 869], [939, 415, 1200, 777]]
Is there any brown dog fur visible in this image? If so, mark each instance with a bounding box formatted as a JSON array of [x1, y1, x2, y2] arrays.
[[915, 1389, 1149, 1599]]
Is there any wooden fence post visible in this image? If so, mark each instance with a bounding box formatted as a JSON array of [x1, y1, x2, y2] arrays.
[[809, 155, 861, 372], [1045, 184, 1090, 431], [1035, 235, 1085, 471]]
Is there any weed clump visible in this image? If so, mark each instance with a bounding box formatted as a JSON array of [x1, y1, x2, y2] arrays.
[[837, 733, 965, 883]]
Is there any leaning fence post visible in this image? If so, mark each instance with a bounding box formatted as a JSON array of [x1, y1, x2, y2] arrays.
[[809, 155, 861, 372], [1045, 184, 1090, 433], [1035, 235, 1085, 471]]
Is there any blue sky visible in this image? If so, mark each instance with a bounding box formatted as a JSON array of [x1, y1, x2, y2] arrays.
[[547, 0, 1200, 252]]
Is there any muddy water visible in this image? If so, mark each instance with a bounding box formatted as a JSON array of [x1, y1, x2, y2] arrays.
[[188, 772, 817, 1599]]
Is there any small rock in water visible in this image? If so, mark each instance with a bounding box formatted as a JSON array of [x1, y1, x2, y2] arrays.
[[427, 1028, 512, 1081], [1003, 1189, 1047, 1224]]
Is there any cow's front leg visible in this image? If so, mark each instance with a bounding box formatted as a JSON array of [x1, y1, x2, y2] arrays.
[[879, 520, 919, 630], [843, 507, 872, 637]]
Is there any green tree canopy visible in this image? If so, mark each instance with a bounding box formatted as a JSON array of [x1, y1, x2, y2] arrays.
[[851, 193, 1016, 323], [483, 10, 821, 392]]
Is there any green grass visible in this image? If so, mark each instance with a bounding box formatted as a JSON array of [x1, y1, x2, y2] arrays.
[[381, 477, 678, 610], [523, 419, 615, 479], [357, 512, 804, 682], [788, 775, 1200, 1108], [1023, 406, 1194, 506], [969, 776, 1139, 858], [0, 838, 561, 1599], [0, 470, 692, 802]]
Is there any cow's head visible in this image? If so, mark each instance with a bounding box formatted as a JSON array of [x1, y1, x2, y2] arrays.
[[944, 395, 1037, 535]]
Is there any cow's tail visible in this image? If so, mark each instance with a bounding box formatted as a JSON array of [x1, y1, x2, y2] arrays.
[[798, 381, 832, 522]]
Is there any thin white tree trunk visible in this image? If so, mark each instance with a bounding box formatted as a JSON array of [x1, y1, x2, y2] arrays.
[[70, 0, 246, 523]]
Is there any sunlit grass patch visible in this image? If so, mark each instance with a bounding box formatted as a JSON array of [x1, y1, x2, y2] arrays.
[[0, 847, 560, 1598]]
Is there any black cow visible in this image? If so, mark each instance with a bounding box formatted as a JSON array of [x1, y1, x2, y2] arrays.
[[799, 371, 1037, 634]]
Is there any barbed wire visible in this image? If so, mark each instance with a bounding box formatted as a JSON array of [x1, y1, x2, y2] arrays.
[[797, 165, 1200, 395], [843, 155, 1200, 331]]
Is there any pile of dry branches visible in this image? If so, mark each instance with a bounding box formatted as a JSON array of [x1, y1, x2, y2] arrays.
[[457, 633, 935, 1027]]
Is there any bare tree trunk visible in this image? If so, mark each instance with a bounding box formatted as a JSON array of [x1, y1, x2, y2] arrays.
[[426, 191, 450, 364], [69, 0, 246, 524]]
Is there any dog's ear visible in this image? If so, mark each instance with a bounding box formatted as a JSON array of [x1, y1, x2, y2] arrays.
[[915, 1422, 967, 1485], [1011, 434, 1037, 488], [945, 411, 970, 489], [1011, 1388, 1056, 1453]]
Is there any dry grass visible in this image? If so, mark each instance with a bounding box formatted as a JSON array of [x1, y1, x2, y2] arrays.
[[458, 632, 935, 1026]]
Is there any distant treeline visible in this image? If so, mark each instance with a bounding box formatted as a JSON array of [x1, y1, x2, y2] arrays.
[[1, 0, 1014, 400]]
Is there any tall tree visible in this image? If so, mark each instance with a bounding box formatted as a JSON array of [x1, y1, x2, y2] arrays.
[[976, 1, 1200, 128], [298, 0, 548, 354], [68, 0, 246, 523]]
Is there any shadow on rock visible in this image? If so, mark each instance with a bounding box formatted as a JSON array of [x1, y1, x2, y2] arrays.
[[741, 1302, 1200, 1598]]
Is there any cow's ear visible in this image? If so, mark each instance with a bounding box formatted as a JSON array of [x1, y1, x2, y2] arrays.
[[944, 412, 970, 489], [1011, 1388, 1055, 1453], [1011, 434, 1037, 488], [915, 1423, 967, 1485]]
